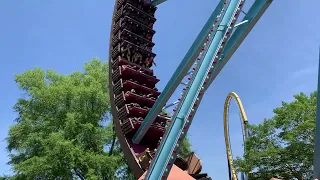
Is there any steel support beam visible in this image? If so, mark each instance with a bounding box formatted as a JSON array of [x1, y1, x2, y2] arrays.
[[234, 20, 248, 28], [313, 46, 320, 179], [163, 101, 179, 109], [205, 0, 273, 90]]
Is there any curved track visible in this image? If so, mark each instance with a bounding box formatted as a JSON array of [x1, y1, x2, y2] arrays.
[[108, 0, 161, 177], [223, 92, 248, 180], [108, 0, 273, 179]]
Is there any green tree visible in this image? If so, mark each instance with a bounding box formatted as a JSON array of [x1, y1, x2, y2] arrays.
[[234, 92, 316, 180], [5, 58, 194, 179], [179, 136, 192, 158], [6, 58, 122, 179]]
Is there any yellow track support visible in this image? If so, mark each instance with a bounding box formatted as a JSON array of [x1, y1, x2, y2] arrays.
[[223, 92, 248, 180]]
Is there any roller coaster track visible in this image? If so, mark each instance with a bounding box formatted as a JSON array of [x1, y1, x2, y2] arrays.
[[145, 1, 248, 179], [223, 92, 248, 180], [108, 0, 273, 179]]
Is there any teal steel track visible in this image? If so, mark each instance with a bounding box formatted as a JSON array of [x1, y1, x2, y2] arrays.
[[144, 0, 245, 179], [206, 0, 273, 90], [128, 0, 274, 179]]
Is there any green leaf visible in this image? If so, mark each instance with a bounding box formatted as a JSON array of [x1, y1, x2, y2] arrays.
[[234, 91, 316, 180]]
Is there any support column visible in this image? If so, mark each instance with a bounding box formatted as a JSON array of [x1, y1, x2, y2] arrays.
[[314, 46, 320, 179]]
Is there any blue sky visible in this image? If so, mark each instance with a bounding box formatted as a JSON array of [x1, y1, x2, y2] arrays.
[[0, 0, 319, 179]]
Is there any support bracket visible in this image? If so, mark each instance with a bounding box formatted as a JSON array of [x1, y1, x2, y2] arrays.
[[234, 20, 249, 28], [163, 101, 179, 110]]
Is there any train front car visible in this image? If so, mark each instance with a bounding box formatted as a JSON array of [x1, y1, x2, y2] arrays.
[[108, 0, 211, 179]]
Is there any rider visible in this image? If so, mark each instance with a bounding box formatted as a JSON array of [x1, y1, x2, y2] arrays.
[[145, 56, 156, 68], [120, 45, 131, 61]]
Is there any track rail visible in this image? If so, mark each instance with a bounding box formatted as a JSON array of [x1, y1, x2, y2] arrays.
[[205, 0, 273, 90], [223, 92, 248, 180], [145, 0, 247, 179]]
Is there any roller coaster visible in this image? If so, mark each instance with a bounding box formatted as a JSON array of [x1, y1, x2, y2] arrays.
[[107, 0, 320, 179], [224, 92, 248, 180]]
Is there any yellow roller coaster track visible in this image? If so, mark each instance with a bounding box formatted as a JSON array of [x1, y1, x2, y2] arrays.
[[223, 92, 248, 180]]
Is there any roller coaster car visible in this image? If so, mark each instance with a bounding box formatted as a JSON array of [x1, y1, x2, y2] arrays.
[[174, 154, 189, 171], [113, 79, 160, 98], [111, 56, 155, 77], [121, 117, 165, 141], [167, 152, 203, 175], [137, 148, 153, 170], [116, 0, 157, 16], [112, 29, 155, 51], [113, 16, 155, 40], [112, 40, 156, 63], [117, 104, 168, 125], [176, 152, 212, 180], [111, 64, 159, 88], [114, 3, 156, 28], [186, 152, 202, 175]]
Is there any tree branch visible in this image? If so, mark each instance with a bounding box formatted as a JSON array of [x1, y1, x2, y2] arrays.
[[74, 168, 85, 180], [109, 125, 116, 156], [285, 165, 303, 180]]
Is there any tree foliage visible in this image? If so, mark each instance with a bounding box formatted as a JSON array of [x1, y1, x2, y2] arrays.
[[6, 58, 123, 179], [179, 136, 192, 158], [5, 58, 194, 179], [234, 92, 316, 180]]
